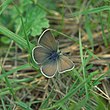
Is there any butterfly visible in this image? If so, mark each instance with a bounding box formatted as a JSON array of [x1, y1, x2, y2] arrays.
[[32, 29, 75, 78]]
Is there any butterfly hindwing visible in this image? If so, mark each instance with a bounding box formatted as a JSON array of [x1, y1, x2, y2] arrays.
[[41, 59, 58, 78], [58, 55, 75, 73]]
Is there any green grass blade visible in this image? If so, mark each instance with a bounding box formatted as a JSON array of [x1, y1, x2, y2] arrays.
[[85, 15, 94, 50], [0, 0, 13, 15], [2, 69, 17, 100], [100, 12, 108, 47], [0, 25, 34, 50], [73, 6, 110, 16], [15, 101, 32, 110], [0, 64, 30, 79], [79, 30, 88, 99], [1, 97, 7, 110]]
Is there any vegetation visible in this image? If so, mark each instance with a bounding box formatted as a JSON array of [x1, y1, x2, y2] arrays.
[[0, 0, 110, 110]]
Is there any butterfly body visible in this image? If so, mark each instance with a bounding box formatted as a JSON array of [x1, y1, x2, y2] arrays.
[[32, 29, 75, 78], [48, 50, 59, 61]]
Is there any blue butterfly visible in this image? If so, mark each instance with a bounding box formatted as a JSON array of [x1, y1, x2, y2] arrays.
[[32, 29, 75, 78]]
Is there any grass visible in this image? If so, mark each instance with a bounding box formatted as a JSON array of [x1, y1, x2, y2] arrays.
[[0, 0, 110, 110]]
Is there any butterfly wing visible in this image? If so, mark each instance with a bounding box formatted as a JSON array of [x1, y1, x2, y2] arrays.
[[41, 59, 58, 78], [38, 29, 57, 51], [32, 46, 50, 64], [58, 55, 75, 73]]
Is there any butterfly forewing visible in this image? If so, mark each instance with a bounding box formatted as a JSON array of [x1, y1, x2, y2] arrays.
[[58, 55, 75, 73], [41, 59, 58, 78], [38, 29, 57, 51], [32, 46, 50, 64]]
